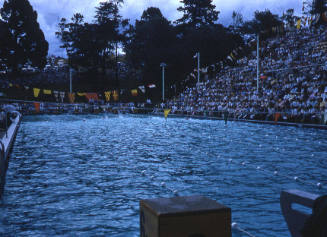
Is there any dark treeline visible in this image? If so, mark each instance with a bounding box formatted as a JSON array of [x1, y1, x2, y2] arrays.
[[0, 0, 48, 75], [2, 0, 320, 102], [55, 0, 254, 99], [54, 0, 246, 97]]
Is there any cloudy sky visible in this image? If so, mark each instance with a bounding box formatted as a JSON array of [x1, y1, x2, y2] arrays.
[[2, 0, 303, 56]]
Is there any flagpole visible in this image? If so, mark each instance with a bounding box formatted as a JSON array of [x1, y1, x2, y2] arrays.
[[162, 66, 165, 101], [160, 63, 167, 102]]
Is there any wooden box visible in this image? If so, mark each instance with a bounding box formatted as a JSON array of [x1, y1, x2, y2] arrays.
[[140, 195, 231, 237]]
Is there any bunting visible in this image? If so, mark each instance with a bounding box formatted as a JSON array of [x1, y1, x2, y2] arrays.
[[34, 102, 40, 113], [85, 93, 98, 102], [43, 89, 52, 95], [60, 91, 65, 103], [113, 90, 119, 101], [53, 91, 59, 102], [296, 19, 301, 29], [164, 109, 171, 119], [68, 93, 75, 103], [131, 89, 138, 96], [138, 86, 145, 93], [33, 88, 40, 98], [104, 91, 111, 101]]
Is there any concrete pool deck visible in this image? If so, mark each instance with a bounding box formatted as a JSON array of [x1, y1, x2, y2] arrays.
[[161, 113, 327, 130], [0, 114, 22, 197]]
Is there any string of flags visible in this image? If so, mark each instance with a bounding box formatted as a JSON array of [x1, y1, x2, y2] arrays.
[[6, 82, 158, 103], [296, 17, 314, 29]]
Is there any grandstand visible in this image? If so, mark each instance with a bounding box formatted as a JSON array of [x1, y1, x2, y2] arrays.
[[167, 26, 327, 124]]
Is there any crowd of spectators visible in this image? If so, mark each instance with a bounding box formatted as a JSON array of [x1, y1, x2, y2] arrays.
[[167, 26, 327, 124]]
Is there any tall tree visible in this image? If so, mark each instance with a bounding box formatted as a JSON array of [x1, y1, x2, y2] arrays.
[[0, 0, 49, 73], [312, 0, 327, 14], [242, 10, 283, 38], [0, 20, 13, 71], [232, 11, 244, 30], [124, 7, 177, 96], [281, 9, 300, 28], [175, 0, 219, 28], [56, 13, 100, 69], [95, 0, 129, 88]]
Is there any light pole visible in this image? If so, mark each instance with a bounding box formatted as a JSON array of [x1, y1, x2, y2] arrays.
[[69, 68, 73, 93], [160, 63, 167, 102], [256, 34, 260, 93], [194, 52, 200, 84]]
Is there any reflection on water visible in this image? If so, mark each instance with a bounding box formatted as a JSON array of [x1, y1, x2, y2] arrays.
[[1, 114, 326, 236]]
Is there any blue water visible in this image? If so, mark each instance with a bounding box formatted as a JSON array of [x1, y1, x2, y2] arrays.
[[0, 114, 326, 236]]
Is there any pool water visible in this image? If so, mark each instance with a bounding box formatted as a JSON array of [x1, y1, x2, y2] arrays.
[[0, 114, 326, 236]]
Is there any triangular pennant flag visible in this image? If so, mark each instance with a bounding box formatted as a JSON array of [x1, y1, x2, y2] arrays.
[[131, 89, 138, 96], [68, 93, 75, 103], [104, 91, 111, 101], [34, 102, 40, 113], [138, 86, 145, 93], [43, 89, 52, 95], [33, 88, 40, 98], [296, 19, 301, 29], [113, 90, 119, 101], [85, 93, 98, 101], [54, 91, 59, 102], [60, 91, 65, 103], [164, 109, 171, 119]]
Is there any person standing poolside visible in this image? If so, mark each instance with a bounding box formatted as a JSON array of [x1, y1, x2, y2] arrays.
[[223, 109, 229, 125]]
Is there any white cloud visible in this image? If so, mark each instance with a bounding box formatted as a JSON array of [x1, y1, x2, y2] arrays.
[[213, 0, 302, 24], [21, 0, 303, 55]]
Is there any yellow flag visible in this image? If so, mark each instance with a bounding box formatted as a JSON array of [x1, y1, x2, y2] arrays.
[[77, 92, 86, 96], [43, 89, 52, 95], [164, 109, 171, 119], [113, 90, 119, 101], [33, 88, 40, 97], [131, 89, 138, 96], [104, 91, 111, 101], [296, 19, 301, 29]]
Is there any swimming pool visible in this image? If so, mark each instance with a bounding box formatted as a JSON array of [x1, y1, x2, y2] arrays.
[[1, 114, 326, 236]]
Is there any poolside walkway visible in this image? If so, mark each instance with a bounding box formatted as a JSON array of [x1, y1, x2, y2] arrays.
[[165, 113, 327, 130]]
